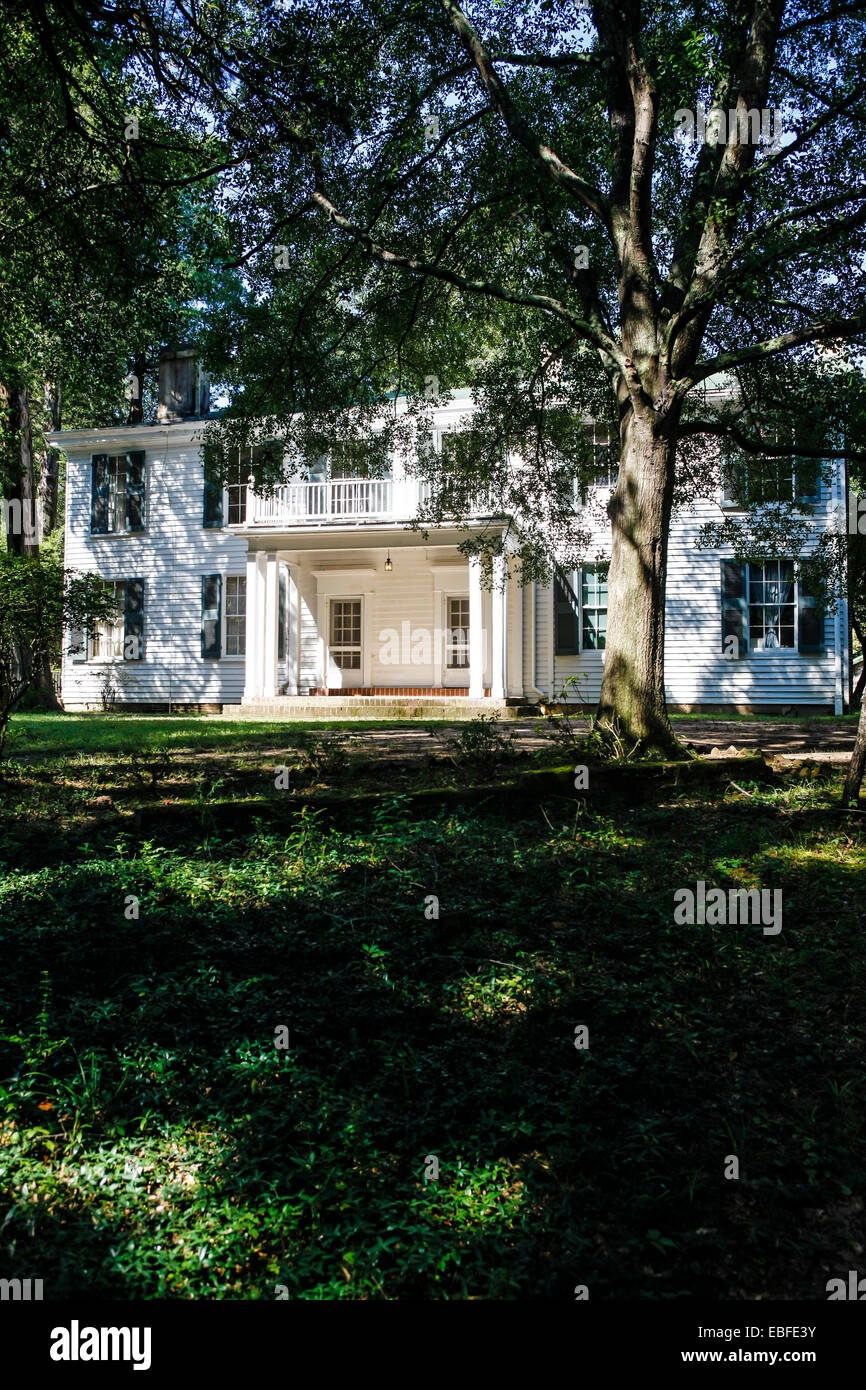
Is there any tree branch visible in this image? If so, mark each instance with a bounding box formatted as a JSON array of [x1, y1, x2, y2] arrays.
[[437, 0, 609, 226]]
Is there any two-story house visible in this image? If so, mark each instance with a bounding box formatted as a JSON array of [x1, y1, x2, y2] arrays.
[[54, 349, 850, 716]]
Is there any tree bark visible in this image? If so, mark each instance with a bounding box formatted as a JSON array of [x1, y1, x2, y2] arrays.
[[38, 380, 62, 537], [596, 408, 682, 757], [4, 383, 39, 555], [842, 693, 866, 806]]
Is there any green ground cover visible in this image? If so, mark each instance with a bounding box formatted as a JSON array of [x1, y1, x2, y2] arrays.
[[0, 716, 862, 1299]]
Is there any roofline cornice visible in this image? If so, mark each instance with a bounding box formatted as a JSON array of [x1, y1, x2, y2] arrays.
[[46, 421, 211, 449]]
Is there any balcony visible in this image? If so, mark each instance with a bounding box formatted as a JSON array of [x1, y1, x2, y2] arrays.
[[239, 477, 500, 528], [245, 478, 398, 527]]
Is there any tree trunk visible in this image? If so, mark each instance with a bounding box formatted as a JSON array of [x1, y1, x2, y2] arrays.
[[842, 695, 866, 806], [6, 382, 62, 708], [4, 383, 39, 555], [596, 409, 682, 757], [38, 380, 62, 537]]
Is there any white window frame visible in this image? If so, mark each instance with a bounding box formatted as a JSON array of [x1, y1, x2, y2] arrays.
[[745, 559, 798, 654], [579, 565, 608, 652], [222, 444, 284, 527], [329, 596, 363, 674], [87, 580, 126, 662], [445, 594, 470, 669], [223, 574, 247, 659]]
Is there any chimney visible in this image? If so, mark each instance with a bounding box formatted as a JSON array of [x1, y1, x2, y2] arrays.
[[156, 346, 210, 421]]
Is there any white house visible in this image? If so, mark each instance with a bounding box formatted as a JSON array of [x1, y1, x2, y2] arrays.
[[53, 353, 850, 716]]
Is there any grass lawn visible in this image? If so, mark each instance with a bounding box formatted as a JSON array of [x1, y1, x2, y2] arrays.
[[0, 714, 863, 1299]]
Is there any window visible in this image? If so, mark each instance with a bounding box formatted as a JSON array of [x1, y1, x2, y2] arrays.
[[89, 580, 125, 659], [578, 428, 619, 502], [225, 577, 246, 656], [201, 574, 245, 658], [720, 559, 824, 656], [591, 429, 619, 489], [329, 440, 379, 479], [330, 599, 362, 670], [227, 453, 249, 526], [91, 453, 145, 533], [581, 566, 608, 649], [748, 560, 796, 649], [721, 431, 822, 507], [87, 579, 144, 661], [554, 567, 608, 653], [446, 597, 470, 668], [205, 444, 282, 528]]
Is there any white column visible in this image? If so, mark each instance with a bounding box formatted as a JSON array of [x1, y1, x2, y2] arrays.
[[243, 550, 262, 700], [536, 576, 554, 699], [509, 565, 524, 697], [316, 592, 328, 693], [468, 555, 484, 697], [263, 552, 279, 697], [286, 565, 300, 696], [491, 553, 507, 699]]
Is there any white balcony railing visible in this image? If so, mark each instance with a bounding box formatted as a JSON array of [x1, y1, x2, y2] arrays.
[[242, 477, 501, 527], [246, 478, 396, 526]]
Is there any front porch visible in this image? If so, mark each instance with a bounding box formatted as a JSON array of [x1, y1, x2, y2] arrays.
[[236, 532, 530, 710]]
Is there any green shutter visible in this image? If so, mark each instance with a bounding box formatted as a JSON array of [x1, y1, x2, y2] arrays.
[[797, 572, 824, 653], [794, 456, 821, 504], [795, 420, 822, 503], [721, 561, 748, 656], [124, 579, 145, 660], [201, 574, 222, 658], [554, 574, 579, 655], [91, 454, 109, 533], [125, 452, 146, 531], [203, 473, 223, 528]]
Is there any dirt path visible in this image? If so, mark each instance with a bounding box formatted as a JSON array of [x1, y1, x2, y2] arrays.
[[203, 718, 858, 763]]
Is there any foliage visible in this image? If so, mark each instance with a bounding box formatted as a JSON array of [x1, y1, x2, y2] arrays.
[[447, 713, 517, 776], [0, 730, 863, 1298], [0, 553, 115, 755]]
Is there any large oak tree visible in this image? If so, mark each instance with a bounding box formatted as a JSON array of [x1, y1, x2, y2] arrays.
[[26, 1, 866, 757]]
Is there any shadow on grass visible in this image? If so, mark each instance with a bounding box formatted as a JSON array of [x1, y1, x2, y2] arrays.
[[0, 786, 863, 1300]]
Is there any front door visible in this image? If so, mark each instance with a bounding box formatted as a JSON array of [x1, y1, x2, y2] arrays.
[[329, 598, 362, 686]]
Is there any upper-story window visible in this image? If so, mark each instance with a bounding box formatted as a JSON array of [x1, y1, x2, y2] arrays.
[[203, 444, 280, 528], [91, 453, 146, 534], [227, 453, 250, 525], [722, 456, 820, 506], [578, 428, 619, 502], [721, 422, 823, 507]]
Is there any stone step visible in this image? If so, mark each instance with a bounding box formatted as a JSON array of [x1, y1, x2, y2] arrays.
[[221, 697, 530, 720]]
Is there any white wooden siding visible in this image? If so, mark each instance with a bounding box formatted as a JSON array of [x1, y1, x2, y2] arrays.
[[61, 428, 248, 708], [56, 408, 846, 710]]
